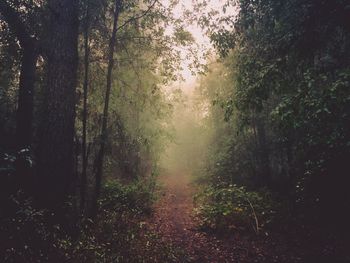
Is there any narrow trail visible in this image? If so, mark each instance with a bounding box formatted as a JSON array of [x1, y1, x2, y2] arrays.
[[148, 171, 252, 263]]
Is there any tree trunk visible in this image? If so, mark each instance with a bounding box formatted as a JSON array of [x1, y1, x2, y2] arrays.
[[256, 116, 271, 187], [81, 2, 90, 213], [0, 0, 38, 148], [16, 45, 37, 148], [92, 0, 121, 217], [37, 0, 79, 209]]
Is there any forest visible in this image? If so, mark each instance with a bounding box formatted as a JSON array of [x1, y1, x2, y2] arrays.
[[0, 0, 349, 262]]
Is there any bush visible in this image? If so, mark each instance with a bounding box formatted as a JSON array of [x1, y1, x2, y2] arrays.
[[0, 190, 70, 263], [0, 172, 179, 262], [194, 184, 277, 234], [61, 179, 157, 262], [99, 179, 155, 216]]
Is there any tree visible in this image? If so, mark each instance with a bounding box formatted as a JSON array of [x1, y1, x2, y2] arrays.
[[199, 0, 350, 228], [0, 0, 38, 148], [37, 0, 79, 209], [92, 0, 122, 216], [80, 0, 91, 213]]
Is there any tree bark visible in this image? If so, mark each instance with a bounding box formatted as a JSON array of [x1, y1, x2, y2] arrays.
[[256, 116, 271, 187], [92, 0, 121, 217], [16, 44, 37, 147], [81, 2, 90, 213], [0, 0, 38, 148], [37, 0, 79, 209]]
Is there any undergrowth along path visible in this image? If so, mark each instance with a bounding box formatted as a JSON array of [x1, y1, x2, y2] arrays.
[[148, 171, 249, 263], [146, 171, 348, 263]]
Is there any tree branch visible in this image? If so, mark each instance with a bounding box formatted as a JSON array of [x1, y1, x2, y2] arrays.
[[116, 0, 158, 32]]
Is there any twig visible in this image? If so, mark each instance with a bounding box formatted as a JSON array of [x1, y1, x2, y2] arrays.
[[246, 198, 259, 235]]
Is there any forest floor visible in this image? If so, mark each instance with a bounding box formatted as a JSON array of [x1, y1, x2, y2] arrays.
[[146, 171, 280, 263], [145, 170, 349, 263], [147, 171, 238, 262]]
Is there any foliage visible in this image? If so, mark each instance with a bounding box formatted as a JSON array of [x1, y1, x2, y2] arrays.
[[0, 0, 196, 260], [194, 0, 350, 232], [0, 177, 181, 262], [2, 0, 349, 260], [99, 179, 155, 215], [62, 179, 182, 262], [194, 184, 277, 234], [0, 190, 66, 263]]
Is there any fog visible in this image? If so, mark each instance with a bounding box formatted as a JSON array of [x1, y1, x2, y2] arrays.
[[160, 87, 211, 185]]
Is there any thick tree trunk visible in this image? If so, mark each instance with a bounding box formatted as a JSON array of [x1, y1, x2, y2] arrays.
[[92, 0, 121, 217], [16, 45, 37, 147], [37, 0, 79, 209], [0, 0, 38, 148]]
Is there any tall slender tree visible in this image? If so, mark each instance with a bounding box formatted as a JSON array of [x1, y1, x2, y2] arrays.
[[80, 0, 91, 213], [92, 0, 122, 217]]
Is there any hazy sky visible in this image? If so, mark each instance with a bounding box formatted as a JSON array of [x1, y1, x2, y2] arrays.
[[163, 0, 235, 91], [163, 0, 213, 89]]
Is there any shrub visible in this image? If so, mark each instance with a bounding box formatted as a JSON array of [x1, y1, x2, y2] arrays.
[[194, 184, 277, 234]]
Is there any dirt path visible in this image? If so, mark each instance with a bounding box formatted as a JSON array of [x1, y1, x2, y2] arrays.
[[148, 171, 241, 263]]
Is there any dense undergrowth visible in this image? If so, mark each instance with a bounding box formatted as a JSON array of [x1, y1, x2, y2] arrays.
[[0, 168, 181, 263], [194, 184, 278, 235]]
